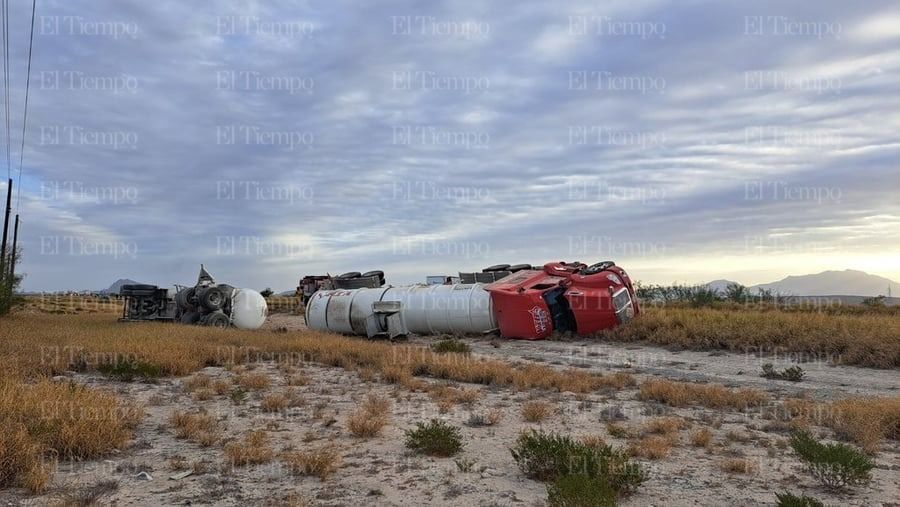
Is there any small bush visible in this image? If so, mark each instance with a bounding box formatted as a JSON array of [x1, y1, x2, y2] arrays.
[[643, 416, 686, 437], [281, 445, 341, 480], [466, 409, 503, 427], [261, 393, 290, 413], [235, 372, 270, 390], [628, 436, 671, 460], [431, 339, 471, 354], [789, 430, 873, 489], [454, 456, 476, 472], [347, 394, 391, 438], [775, 491, 824, 507], [720, 458, 757, 474], [690, 428, 713, 447], [170, 411, 219, 446], [522, 401, 554, 422], [547, 473, 617, 507], [224, 430, 274, 466], [761, 363, 805, 382], [58, 479, 119, 507], [510, 430, 645, 495], [405, 419, 463, 457], [97, 359, 162, 381], [182, 374, 212, 392]]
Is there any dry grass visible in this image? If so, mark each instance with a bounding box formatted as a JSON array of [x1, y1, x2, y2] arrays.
[[212, 379, 231, 395], [0, 424, 50, 492], [281, 445, 341, 480], [182, 374, 212, 392], [783, 395, 900, 453], [260, 390, 303, 413], [599, 305, 900, 368], [169, 411, 219, 446], [606, 422, 638, 439], [521, 400, 554, 422], [720, 458, 757, 474], [0, 314, 634, 397], [224, 430, 274, 466], [235, 372, 271, 390], [628, 436, 672, 460], [639, 379, 768, 411], [429, 385, 481, 412], [643, 416, 687, 438], [690, 428, 713, 447], [579, 434, 607, 449], [346, 394, 391, 438], [286, 372, 309, 386], [0, 379, 141, 492]]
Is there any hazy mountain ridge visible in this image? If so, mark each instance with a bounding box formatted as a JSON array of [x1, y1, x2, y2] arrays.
[[704, 269, 898, 297], [103, 279, 143, 295]]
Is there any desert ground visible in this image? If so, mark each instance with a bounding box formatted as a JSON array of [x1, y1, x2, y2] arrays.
[[0, 301, 898, 506]]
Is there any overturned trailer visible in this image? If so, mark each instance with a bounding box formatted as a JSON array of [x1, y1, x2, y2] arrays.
[[305, 261, 638, 340], [119, 265, 268, 330]]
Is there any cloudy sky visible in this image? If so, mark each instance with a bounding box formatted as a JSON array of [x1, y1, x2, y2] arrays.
[[3, 0, 898, 291]]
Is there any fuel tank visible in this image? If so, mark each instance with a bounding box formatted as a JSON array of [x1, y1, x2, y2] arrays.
[[305, 283, 497, 338]]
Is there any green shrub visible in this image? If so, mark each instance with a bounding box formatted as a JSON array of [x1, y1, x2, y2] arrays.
[[405, 419, 463, 457], [547, 474, 616, 507], [775, 491, 824, 507], [761, 363, 805, 382], [431, 339, 471, 355], [790, 430, 873, 489], [510, 430, 645, 495], [97, 359, 161, 381]]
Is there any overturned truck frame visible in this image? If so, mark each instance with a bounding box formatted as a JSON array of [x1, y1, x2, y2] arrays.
[[305, 261, 639, 340]]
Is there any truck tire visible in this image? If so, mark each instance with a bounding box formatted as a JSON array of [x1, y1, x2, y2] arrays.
[[200, 287, 225, 311], [337, 272, 361, 279], [507, 264, 532, 272], [175, 288, 194, 310], [204, 311, 230, 328], [180, 311, 200, 324], [361, 270, 384, 279], [581, 261, 616, 275], [483, 264, 510, 272], [184, 287, 197, 306]]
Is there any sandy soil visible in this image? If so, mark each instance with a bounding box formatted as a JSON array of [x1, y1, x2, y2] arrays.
[[3, 316, 898, 506]]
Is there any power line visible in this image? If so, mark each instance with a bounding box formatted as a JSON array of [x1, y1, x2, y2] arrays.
[[3, 0, 9, 182], [15, 0, 35, 211], [0, 0, 8, 181]]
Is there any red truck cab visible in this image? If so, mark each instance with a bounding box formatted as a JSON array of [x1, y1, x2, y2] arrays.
[[485, 261, 639, 340]]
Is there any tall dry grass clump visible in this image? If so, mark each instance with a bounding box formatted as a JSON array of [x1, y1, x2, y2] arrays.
[[224, 430, 274, 466], [599, 306, 900, 368], [522, 401, 554, 422], [0, 378, 142, 492], [281, 445, 341, 480], [169, 411, 219, 446], [784, 396, 900, 453], [346, 394, 391, 437], [639, 379, 768, 411]]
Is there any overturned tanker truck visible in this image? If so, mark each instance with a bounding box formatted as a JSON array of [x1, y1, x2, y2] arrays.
[[119, 265, 268, 330], [305, 261, 639, 340]]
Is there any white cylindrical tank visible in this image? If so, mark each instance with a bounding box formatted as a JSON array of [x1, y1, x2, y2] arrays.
[[231, 288, 268, 330], [305, 284, 496, 337]]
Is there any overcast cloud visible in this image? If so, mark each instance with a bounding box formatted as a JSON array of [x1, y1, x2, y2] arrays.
[[3, 0, 899, 291]]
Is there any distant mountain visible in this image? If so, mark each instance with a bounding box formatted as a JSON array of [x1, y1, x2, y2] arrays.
[[705, 279, 739, 293], [103, 279, 143, 295], [749, 270, 899, 297]]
